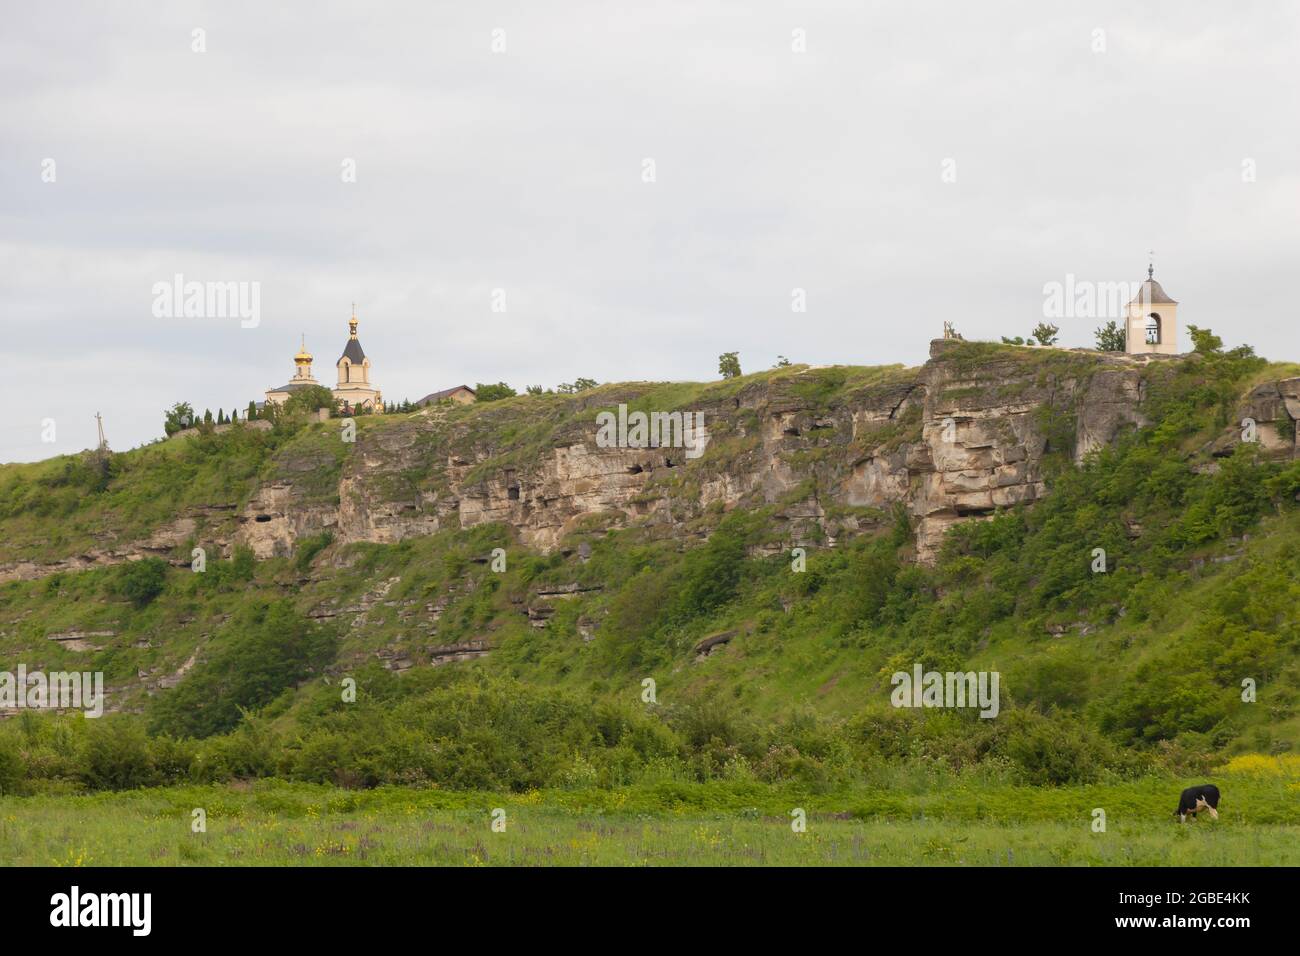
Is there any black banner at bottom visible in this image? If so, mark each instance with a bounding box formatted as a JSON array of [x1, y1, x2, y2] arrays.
[[0, 865, 1279, 941]]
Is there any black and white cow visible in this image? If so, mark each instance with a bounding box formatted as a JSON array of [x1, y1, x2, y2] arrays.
[[1176, 784, 1221, 823]]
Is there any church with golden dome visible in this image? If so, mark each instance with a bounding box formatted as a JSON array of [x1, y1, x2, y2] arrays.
[[264, 308, 383, 413]]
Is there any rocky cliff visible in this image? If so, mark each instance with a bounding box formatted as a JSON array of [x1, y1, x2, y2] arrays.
[[222, 342, 1299, 566], [6, 342, 1298, 585]]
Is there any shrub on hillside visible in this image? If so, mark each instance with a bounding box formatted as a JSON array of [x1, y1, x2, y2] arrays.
[[147, 601, 338, 739], [996, 711, 1118, 785], [295, 532, 333, 572], [0, 739, 24, 795], [113, 557, 168, 607], [81, 718, 154, 790], [474, 382, 517, 402]]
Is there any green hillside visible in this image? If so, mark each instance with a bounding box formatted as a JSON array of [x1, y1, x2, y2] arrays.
[[2, 338, 1299, 804]]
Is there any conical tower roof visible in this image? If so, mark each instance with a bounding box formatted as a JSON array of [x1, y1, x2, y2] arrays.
[[1128, 264, 1178, 305], [339, 306, 367, 363]]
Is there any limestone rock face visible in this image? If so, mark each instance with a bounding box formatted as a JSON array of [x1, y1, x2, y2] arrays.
[[1197, 377, 1300, 463], [8, 346, 1296, 585], [892, 343, 1159, 559], [240, 484, 320, 559], [0, 514, 202, 583], [226, 343, 1173, 564], [1075, 369, 1148, 461], [1242, 378, 1300, 459]]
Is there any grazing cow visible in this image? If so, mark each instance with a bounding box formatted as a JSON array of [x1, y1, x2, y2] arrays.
[[1176, 784, 1221, 823]]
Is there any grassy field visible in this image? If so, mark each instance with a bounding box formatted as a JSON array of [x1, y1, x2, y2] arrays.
[[5, 771, 1300, 866]]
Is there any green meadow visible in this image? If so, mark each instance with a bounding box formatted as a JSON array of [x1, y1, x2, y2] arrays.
[[5, 765, 1299, 866]]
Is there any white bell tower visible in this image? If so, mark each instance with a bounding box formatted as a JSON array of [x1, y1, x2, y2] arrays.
[[1125, 260, 1178, 355]]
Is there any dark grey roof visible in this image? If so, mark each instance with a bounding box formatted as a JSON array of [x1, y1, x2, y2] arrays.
[[339, 337, 367, 364], [1128, 278, 1177, 305], [271, 381, 315, 392], [415, 385, 476, 405]]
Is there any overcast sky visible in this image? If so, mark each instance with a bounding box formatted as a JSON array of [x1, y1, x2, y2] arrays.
[[3, 1, 1298, 462]]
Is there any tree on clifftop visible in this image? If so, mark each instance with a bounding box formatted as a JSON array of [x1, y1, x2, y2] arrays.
[[1095, 321, 1126, 352], [163, 401, 195, 436], [475, 382, 517, 402], [1031, 323, 1060, 346], [1187, 325, 1224, 354]]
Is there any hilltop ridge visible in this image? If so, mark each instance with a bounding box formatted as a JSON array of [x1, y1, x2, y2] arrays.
[[7, 342, 1296, 587]]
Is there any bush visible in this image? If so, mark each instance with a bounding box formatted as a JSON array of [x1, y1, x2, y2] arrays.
[[147, 601, 338, 739], [0, 739, 24, 794], [81, 719, 155, 790], [114, 558, 168, 607], [163, 401, 196, 436], [474, 382, 517, 402], [295, 532, 333, 572], [1031, 322, 1060, 346], [668, 516, 749, 623], [997, 712, 1114, 785]]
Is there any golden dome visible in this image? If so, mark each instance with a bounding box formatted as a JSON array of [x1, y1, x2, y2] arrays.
[[294, 334, 313, 365]]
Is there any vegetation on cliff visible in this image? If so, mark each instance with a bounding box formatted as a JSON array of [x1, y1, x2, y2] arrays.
[[1, 341, 1298, 799]]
